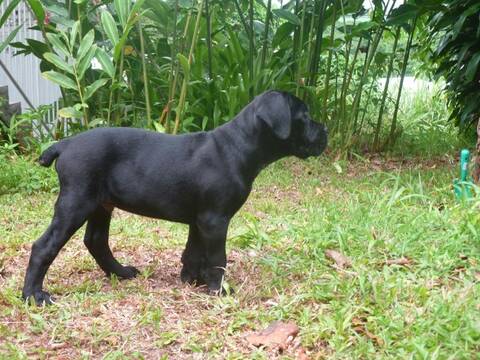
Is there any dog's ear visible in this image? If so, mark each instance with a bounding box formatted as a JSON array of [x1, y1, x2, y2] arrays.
[[255, 91, 292, 140]]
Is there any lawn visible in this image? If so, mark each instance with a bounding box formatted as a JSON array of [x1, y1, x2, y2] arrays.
[[0, 154, 479, 359]]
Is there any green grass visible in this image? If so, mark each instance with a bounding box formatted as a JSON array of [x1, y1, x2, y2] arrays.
[[0, 155, 479, 359], [0, 151, 58, 195], [391, 80, 471, 157]]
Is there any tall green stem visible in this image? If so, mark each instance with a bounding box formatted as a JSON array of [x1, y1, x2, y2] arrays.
[[388, 17, 417, 148], [233, 0, 250, 37], [373, 26, 400, 150], [205, 0, 213, 80], [337, 0, 349, 133], [295, 0, 308, 96], [173, 0, 205, 134], [322, 0, 337, 124], [307, 0, 327, 88], [248, 0, 254, 99], [291, 0, 301, 84], [137, 19, 151, 127], [165, 6, 191, 133], [72, 68, 88, 127], [113, 53, 124, 125], [205, 0, 215, 118], [260, 0, 272, 71], [164, 0, 179, 133]]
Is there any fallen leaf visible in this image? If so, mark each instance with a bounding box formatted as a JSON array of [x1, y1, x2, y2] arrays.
[[385, 257, 412, 266], [352, 317, 384, 346], [325, 250, 351, 269], [247, 249, 258, 258], [246, 321, 299, 351], [264, 299, 278, 307], [296, 346, 309, 360], [333, 162, 343, 174], [474, 272, 480, 282], [426, 278, 442, 289], [452, 266, 466, 276], [48, 342, 67, 350]]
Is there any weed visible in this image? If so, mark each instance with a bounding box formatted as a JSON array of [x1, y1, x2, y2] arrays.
[[0, 156, 479, 358]]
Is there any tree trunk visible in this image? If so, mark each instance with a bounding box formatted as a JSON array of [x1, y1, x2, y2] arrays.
[[475, 118, 480, 182]]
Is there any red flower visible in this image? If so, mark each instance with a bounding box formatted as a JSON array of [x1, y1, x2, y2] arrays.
[[43, 12, 50, 26]]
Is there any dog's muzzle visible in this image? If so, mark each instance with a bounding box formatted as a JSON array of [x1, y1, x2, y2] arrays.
[[304, 122, 328, 157]]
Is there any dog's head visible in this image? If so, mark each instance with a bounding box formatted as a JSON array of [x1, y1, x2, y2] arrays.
[[254, 90, 328, 159]]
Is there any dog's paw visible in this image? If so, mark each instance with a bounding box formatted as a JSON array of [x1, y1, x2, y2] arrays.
[[23, 290, 54, 306], [180, 267, 196, 284], [207, 285, 234, 296], [180, 266, 206, 286], [117, 265, 140, 279]]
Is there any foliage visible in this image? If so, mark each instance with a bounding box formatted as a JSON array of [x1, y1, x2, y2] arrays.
[[389, 80, 470, 156], [0, 0, 22, 54], [427, 0, 480, 129], [390, 0, 480, 130], [0, 151, 57, 194], [2, 0, 437, 153]]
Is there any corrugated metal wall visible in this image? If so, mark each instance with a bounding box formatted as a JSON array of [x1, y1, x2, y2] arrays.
[[0, 0, 61, 112]]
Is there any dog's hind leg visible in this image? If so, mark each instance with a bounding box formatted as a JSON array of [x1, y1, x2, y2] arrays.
[[180, 224, 206, 286], [22, 191, 96, 305], [84, 206, 140, 280]]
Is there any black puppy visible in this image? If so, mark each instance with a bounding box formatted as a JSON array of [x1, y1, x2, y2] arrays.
[[22, 90, 327, 305]]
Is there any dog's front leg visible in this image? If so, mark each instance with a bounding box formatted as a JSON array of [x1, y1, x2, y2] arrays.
[[196, 214, 230, 295], [181, 224, 206, 285]]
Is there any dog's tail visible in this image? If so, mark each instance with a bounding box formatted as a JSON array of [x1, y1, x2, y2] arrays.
[[38, 141, 66, 167]]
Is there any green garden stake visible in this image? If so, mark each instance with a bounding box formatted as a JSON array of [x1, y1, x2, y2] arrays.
[[453, 149, 473, 200]]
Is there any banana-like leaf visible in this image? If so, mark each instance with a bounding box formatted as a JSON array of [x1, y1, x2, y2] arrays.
[[128, 0, 146, 23], [114, 0, 129, 27], [26, 0, 45, 24], [70, 21, 80, 47], [46, 33, 70, 58], [42, 71, 77, 90], [88, 117, 106, 128], [43, 52, 73, 74], [386, 4, 419, 26], [76, 29, 95, 61], [0, 24, 22, 54], [76, 44, 97, 80], [95, 48, 115, 78], [59, 106, 83, 118], [177, 53, 190, 75], [272, 22, 295, 49], [101, 11, 119, 46], [465, 53, 480, 82], [113, 6, 148, 61], [0, 0, 21, 28], [272, 9, 300, 26], [84, 78, 109, 101]]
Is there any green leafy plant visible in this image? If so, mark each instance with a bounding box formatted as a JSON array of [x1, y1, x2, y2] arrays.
[[42, 26, 105, 126], [0, 0, 22, 54], [3, 0, 451, 155]]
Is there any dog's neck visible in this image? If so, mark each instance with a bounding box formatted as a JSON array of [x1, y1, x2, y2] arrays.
[[211, 105, 285, 183]]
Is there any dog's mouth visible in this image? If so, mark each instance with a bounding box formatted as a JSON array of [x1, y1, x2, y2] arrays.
[[289, 120, 328, 159], [301, 131, 327, 158], [296, 141, 326, 159]]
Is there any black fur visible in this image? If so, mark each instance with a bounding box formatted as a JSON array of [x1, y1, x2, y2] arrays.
[[22, 90, 327, 305]]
